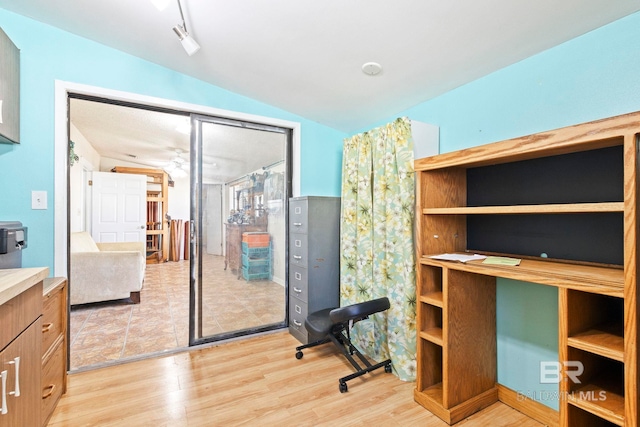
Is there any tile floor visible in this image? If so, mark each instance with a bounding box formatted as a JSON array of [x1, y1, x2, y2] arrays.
[[69, 254, 286, 370]]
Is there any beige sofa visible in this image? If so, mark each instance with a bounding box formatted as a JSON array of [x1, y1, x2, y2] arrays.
[[70, 232, 146, 305]]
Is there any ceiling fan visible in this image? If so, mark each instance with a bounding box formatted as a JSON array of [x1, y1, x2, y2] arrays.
[[164, 149, 188, 177]]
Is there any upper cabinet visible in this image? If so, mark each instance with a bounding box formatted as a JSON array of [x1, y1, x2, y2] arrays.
[[0, 28, 19, 144]]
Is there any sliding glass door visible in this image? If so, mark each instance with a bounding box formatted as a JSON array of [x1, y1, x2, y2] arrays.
[[189, 114, 290, 345]]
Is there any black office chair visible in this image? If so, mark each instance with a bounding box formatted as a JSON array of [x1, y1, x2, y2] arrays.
[[294, 297, 393, 393]]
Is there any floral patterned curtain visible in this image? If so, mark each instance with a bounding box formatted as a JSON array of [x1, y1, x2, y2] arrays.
[[340, 117, 416, 382]]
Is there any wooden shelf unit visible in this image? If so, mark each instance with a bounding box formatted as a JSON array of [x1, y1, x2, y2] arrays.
[[414, 111, 640, 427], [112, 167, 169, 264]]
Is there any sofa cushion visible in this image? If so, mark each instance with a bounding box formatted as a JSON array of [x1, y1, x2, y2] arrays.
[[70, 231, 100, 253]]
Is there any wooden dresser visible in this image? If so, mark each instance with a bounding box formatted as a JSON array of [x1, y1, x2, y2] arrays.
[[224, 223, 265, 277], [41, 277, 67, 426]]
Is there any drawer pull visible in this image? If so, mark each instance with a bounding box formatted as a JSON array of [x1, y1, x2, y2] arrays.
[[293, 319, 302, 327], [293, 287, 302, 293], [6, 357, 19, 397], [1, 370, 6, 415], [293, 222, 302, 226], [293, 255, 302, 260], [42, 384, 55, 399], [42, 323, 53, 333]]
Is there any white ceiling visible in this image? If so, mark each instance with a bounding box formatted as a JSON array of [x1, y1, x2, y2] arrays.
[[69, 98, 287, 184], [4, 1, 640, 183], [2, 0, 639, 134]]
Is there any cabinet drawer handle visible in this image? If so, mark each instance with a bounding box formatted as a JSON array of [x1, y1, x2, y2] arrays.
[[293, 319, 302, 327], [1, 370, 6, 415], [293, 255, 302, 260], [42, 323, 53, 333], [293, 222, 302, 226], [6, 357, 19, 397], [42, 384, 56, 399], [293, 287, 302, 293]]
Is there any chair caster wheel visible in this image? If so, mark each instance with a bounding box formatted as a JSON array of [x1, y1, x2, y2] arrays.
[[385, 363, 392, 373], [339, 382, 348, 393], [295, 351, 303, 359]]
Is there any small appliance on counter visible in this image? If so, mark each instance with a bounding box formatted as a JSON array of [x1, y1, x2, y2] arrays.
[[0, 221, 27, 268]]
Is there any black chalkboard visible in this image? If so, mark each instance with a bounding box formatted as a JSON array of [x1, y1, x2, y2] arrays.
[[466, 145, 624, 265]]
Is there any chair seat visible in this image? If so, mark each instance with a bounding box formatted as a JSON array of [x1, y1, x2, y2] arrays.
[[330, 297, 390, 324], [304, 307, 337, 336]]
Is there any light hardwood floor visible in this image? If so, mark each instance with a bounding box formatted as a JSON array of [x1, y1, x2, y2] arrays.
[[50, 331, 542, 426]]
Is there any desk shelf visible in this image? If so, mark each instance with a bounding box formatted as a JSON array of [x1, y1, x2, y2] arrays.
[[565, 350, 625, 426], [567, 324, 624, 362], [423, 202, 623, 215], [414, 111, 640, 426]]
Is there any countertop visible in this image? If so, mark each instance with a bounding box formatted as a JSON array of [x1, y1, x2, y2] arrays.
[[0, 267, 49, 305]]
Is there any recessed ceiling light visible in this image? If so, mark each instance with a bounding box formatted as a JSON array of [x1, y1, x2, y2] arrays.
[[362, 62, 382, 76]]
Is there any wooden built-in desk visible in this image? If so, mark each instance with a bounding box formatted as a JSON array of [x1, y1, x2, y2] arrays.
[[414, 111, 640, 427]]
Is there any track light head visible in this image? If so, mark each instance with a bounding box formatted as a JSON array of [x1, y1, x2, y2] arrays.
[[173, 24, 200, 56]]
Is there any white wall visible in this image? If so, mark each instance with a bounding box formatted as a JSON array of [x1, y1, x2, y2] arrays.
[[69, 123, 100, 232], [167, 174, 190, 260], [168, 174, 190, 221]]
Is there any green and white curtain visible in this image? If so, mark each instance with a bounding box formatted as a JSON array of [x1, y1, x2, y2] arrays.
[[339, 117, 416, 382]]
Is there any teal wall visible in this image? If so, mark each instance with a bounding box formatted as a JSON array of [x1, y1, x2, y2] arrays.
[[386, 11, 640, 410], [0, 8, 346, 271]]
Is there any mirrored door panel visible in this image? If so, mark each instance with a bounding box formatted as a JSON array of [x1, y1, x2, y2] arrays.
[[190, 115, 290, 345]]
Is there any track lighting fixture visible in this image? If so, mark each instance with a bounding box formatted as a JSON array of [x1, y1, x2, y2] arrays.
[[173, 0, 200, 56]]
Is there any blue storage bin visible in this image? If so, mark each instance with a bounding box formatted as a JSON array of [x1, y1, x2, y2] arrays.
[[241, 242, 271, 259]]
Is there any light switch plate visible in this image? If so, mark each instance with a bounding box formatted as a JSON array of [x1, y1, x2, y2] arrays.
[[32, 190, 47, 210]]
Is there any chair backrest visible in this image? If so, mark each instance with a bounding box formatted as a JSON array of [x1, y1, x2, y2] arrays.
[[329, 297, 390, 324]]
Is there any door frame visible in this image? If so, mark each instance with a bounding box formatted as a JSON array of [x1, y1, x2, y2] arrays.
[[53, 80, 301, 277]]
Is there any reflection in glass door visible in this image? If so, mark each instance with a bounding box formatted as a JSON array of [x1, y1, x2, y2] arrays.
[[189, 115, 290, 345]]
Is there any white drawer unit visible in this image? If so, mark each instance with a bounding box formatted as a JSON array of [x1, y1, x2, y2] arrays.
[[287, 196, 340, 344]]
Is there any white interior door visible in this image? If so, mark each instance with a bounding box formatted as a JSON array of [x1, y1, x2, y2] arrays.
[[91, 171, 146, 243]]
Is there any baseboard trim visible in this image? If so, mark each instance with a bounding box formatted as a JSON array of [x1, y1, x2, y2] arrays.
[[497, 383, 559, 427]]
